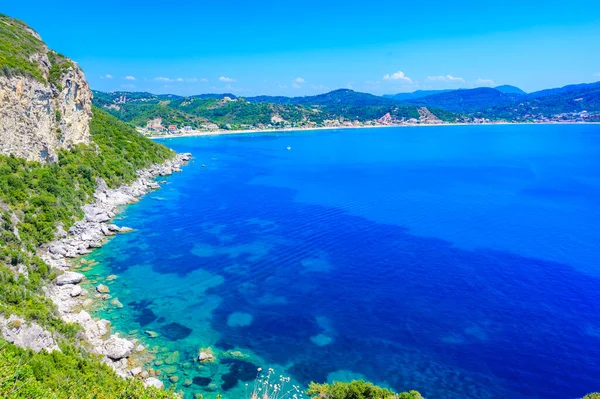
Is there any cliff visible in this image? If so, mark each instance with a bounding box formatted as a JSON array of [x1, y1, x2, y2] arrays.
[[0, 14, 92, 162]]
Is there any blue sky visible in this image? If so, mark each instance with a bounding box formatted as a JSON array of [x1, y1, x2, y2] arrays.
[[3, 1, 600, 96]]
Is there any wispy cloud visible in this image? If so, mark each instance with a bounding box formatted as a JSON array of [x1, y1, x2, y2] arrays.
[[186, 77, 199, 83], [155, 77, 185, 82], [294, 77, 305, 83], [100, 74, 113, 79], [475, 78, 496, 87], [124, 75, 136, 81], [279, 84, 288, 89], [311, 84, 329, 90], [292, 82, 302, 89], [595, 72, 600, 77], [219, 76, 236, 82], [382, 71, 412, 83], [200, 78, 208, 82], [426, 74, 465, 83], [121, 84, 136, 89]]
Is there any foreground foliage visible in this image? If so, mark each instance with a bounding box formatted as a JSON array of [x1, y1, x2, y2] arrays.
[[0, 340, 175, 399], [307, 380, 423, 399]]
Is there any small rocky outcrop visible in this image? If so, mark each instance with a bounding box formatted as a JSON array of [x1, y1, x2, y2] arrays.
[[55, 271, 85, 285], [0, 315, 59, 353], [103, 335, 134, 360], [144, 377, 165, 389]]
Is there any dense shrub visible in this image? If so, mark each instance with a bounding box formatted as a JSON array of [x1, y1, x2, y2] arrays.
[[0, 340, 176, 398], [306, 380, 423, 399]]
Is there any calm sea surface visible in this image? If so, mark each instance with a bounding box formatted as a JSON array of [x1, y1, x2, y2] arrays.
[[82, 125, 600, 399]]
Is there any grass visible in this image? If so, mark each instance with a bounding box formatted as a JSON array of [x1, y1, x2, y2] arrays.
[[0, 13, 45, 81]]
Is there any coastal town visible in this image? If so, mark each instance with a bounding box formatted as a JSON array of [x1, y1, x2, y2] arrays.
[[134, 110, 599, 138]]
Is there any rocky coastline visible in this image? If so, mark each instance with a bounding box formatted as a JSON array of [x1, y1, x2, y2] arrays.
[[3, 152, 192, 389]]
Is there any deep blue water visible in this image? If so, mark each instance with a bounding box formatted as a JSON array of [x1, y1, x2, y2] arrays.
[[82, 125, 600, 399]]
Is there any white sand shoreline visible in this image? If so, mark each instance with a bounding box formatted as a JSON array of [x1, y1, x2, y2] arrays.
[[147, 121, 599, 140]]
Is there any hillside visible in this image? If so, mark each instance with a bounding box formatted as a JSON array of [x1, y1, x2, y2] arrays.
[[93, 89, 461, 131], [0, 13, 181, 399], [479, 82, 600, 120], [401, 87, 526, 113]]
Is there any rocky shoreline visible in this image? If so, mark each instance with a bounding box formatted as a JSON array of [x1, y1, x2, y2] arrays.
[[12, 152, 191, 388]]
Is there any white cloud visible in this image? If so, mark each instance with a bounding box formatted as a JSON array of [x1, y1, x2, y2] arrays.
[[475, 78, 496, 87], [154, 77, 187, 83], [426, 74, 465, 83], [200, 78, 208, 82], [292, 82, 302, 89], [219, 76, 236, 82], [595, 72, 600, 77], [101, 74, 113, 79], [382, 71, 412, 83], [294, 77, 305, 83], [124, 75, 136, 81], [278, 84, 288, 89]]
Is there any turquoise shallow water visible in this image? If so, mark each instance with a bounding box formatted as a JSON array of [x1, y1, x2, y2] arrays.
[[82, 125, 600, 398]]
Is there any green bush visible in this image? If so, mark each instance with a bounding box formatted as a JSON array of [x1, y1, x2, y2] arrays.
[[306, 380, 423, 399], [0, 340, 176, 398]]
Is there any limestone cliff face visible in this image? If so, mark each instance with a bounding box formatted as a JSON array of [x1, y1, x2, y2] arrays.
[[0, 21, 92, 162]]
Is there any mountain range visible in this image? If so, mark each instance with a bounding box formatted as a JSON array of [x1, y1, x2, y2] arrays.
[[94, 81, 600, 129]]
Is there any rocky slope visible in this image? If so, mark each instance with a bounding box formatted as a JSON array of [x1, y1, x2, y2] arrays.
[[0, 14, 92, 162]]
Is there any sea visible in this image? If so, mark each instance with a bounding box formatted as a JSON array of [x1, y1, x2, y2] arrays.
[[79, 124, 600, 399]]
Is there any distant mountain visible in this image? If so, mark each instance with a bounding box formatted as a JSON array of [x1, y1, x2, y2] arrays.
[[481, 81, 600, 119], [495, 85, 527, 95], [247, 89, 396, 107], [383, 89, 455, 101], [527, 82, 600, 99], [400, 87, 525, 113]]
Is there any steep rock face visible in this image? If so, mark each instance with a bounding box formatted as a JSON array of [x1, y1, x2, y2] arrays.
[[0, 16, 92, 162]]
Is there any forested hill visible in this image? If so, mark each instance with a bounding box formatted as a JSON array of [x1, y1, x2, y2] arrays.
[[92, 89, 460, 130], [94, 81, 600, 130]]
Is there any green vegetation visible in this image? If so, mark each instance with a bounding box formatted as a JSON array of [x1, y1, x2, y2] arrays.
[[306, 380, 423, 399], [0, 340, 175, 398], [584, 394, 600, 399], [0, 108, 176, 398], [0, 106, 172, 339], [0, 107, 172, 248], [47, 50, 74, 90], [92, 90, 460, 130], [0, 13, 45, 81]]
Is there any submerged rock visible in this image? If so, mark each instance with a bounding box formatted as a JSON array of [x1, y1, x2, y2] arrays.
[[164, 351, 180, 365], [159, 322, 192, 341], [110, 298, 123, 308], [198, 349, 215, 363], [96, 284, 110, 293]]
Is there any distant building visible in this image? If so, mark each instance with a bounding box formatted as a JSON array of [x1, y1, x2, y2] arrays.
[[168, 125, 178, 132], [183, 126, 193, 131]]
